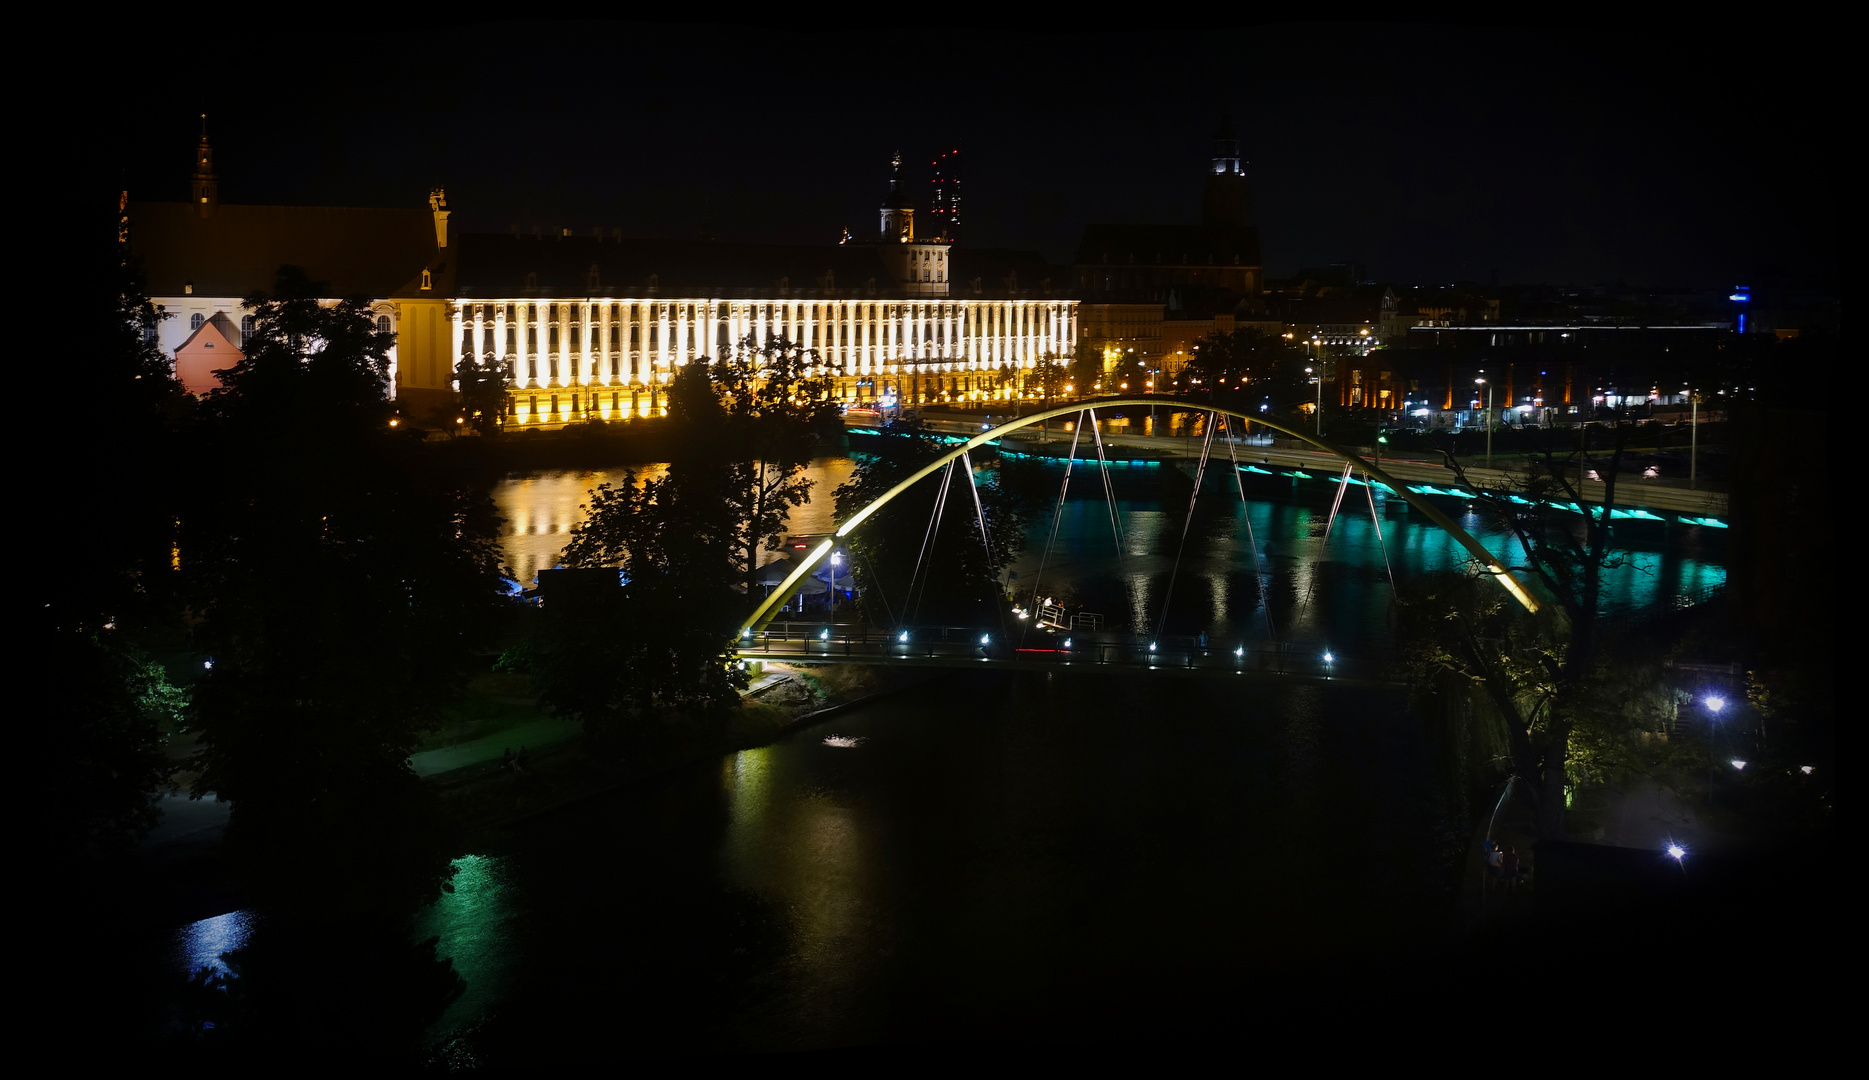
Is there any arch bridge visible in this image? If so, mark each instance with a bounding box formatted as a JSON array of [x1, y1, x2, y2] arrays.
[[744, 398, 1537, 648]]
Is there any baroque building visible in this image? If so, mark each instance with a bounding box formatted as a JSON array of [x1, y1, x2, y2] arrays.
[[129, 116, 460, 414], [127, 127, 1077, 428], [444, 155, 1072, 427]]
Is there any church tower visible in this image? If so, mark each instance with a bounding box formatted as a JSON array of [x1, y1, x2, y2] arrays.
[[873, 154, 949, 298], [191, 114, 218, 219], [878, 151, 915, 242], [1200, 116, 1251, 229]]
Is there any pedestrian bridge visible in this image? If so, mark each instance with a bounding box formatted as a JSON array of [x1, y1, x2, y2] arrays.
[[744, 397, 1543, 641], [735, 621, 1398, 686]]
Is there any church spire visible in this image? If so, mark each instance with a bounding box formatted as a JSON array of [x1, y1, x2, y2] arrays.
[[191, 113, 218, 219], [878, 151, 915, 242]]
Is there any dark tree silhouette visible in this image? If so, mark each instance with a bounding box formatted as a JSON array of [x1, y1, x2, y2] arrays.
[[182, 266, 507, 914]]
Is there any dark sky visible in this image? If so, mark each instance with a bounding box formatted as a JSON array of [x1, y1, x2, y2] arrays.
[[105, 20, 1836, 289]]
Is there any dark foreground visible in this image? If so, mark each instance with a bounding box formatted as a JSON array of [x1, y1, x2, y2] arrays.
[[51, 670, 1840, 1062]]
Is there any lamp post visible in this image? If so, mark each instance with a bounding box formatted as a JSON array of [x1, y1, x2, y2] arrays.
[[1689, 390, 1699, 491], [828, 550, 842, 610], [1475, 377, 1494, 467]]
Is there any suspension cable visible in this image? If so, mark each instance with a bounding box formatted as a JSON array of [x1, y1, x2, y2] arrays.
[[1155, 411, 1220, 642], [1223, 415, 1277, 642], [1322, 461, 1354, 546], [1087, 408, 1128, 562], [856, 545, 897, 627], [1024, 410, 1087, 645], [906, 459, 955, 624], [1363, 472, 1398, 598], [959, 449, 1009, 639], [1296, 461, 1356, 631]]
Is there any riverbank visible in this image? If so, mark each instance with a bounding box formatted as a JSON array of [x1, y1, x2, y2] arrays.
[[121, 662, 946, 934]]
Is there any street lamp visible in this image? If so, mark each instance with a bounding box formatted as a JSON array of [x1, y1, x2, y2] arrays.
[[1475, 377, 1495, 467], [1689, 390, 1700, 491], [828, 550, 843, 609]]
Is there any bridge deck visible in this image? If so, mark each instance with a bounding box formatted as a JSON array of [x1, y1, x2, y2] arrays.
[[915, 417, 1729, 518], [739, 623, 1402, 688]]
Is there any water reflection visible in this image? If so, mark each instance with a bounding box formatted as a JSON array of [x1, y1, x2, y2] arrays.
[[173, 909, 256, 980], [494, 458, 855, 587], [418, 854, 514, 1039], [491, 456, 1726, 641]]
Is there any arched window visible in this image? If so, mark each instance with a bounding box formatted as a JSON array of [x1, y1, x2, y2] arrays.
[[376, 315, 392, 335], [190, 313, 204, 332], [240, 315, 255, 345]]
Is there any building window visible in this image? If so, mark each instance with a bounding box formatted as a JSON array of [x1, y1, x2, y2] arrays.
[[239, 315, 255, 345], [377, 315, 392, 336], [190, 313, 204, 332]]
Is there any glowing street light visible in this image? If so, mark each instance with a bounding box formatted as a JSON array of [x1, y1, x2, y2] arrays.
[[1474, 377, 1494, 467], [1667, 843, 1686, 861], [1706, 695, 1726, 714], [1730, 759, 1747, 770]]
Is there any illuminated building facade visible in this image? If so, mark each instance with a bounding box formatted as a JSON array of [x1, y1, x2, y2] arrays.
[[128, 120, 459, 414], [442, 157, 1074, 427], [131, 133, 1075, 427]]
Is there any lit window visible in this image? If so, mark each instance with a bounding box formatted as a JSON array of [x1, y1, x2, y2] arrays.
[[190, 313, 204, 332], [376, 315, 392, 335]]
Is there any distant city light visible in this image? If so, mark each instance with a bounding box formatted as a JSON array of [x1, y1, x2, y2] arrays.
[[1706, 695, 1725, 713], [1667, 843, 1686, 861]]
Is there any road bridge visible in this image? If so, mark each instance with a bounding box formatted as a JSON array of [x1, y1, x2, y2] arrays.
[[914, 414, 1730, 519]]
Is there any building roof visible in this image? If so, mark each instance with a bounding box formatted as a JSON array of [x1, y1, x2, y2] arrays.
[[127, 201, 438, 299], [1073, 222, 1263, 269], [947, 248, 1070, 298], [445, 235, 1066, 302]]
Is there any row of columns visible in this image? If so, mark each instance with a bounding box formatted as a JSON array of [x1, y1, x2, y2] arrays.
[[451, 297, 1078, 392]]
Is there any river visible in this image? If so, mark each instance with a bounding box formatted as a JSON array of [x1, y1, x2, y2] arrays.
[[142, 449, 1726, 1057]]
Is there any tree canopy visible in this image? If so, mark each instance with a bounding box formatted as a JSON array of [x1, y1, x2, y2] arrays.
[[183, 266, 507, 913]]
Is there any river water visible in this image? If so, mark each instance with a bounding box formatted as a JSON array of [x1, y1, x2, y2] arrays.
[[494, 453, 1727, 646], [149, 450, 1726, 1057]]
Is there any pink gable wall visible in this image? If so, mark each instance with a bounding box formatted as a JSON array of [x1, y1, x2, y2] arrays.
[[175, 320, 243, 396]]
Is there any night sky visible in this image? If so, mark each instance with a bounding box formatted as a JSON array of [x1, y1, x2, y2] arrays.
[[105, 21, 1835, 289]]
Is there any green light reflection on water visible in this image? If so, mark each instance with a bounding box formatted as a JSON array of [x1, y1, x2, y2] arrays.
[[419, 853, 513, 1039]]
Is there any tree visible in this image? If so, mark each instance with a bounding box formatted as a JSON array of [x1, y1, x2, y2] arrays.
[[39, 632, 184, 859], [39, 239, 195, 861], [183, 266, 507, 914], [1404, 419, 1638, 836], [1070, 340, 1106, 395], [455, 352, 507, 434], [664, 336, 839, 597], [549, 464, 750, 750]]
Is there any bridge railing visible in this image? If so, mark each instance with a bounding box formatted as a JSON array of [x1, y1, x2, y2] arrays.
[[736, 622, 1396, 682]]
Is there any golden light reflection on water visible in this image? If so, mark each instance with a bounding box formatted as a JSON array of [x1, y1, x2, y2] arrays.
[[720, 742, 882, 994], [493, 458, 856, 586]]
